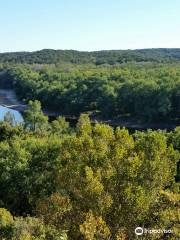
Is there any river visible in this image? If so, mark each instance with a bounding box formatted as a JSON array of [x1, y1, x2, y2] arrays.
[[0, 89, 24, 124], [0, 105, 23, 124], [0, 88, 178, 130]]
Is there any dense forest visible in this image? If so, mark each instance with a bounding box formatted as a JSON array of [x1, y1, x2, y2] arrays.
[[1, 62, 179, 123], [1, 48, 180, 65], [0, 101, 179, 239], [0, 49, 179, 239]]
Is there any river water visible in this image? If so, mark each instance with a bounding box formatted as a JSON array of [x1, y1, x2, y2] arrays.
[[0, 88, 178, 130], [0, 87, 24, 124], [0, 105, 23, 124]]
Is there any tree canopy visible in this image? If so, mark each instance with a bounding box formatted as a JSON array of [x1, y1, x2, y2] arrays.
[[1, 48, 180, 65], [0, 102, 179, 239], [4, 62, 180, 123]]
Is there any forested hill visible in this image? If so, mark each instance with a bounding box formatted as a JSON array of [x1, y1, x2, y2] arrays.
[[1, 48, 180, 64]]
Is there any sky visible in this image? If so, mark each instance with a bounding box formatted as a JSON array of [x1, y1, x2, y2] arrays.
[[0, 0, 180, 52]]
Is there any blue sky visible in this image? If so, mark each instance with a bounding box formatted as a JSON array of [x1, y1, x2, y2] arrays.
[[1, 0, 180, 52]]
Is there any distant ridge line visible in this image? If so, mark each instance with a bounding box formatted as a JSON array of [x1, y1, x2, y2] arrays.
[[1, 48, 180, 65]]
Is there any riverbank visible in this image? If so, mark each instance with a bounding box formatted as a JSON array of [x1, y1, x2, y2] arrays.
[[91, 117, 178, 131], [48, 112, 179, 131], [0, 89, 27, 111], [0, 88, 179, 131]]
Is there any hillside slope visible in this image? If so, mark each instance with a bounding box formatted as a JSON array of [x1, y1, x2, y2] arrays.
[[1, 48, 180, 64]]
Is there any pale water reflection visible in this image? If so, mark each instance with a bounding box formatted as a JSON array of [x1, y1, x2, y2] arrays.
[[0, 105, 23, 124]]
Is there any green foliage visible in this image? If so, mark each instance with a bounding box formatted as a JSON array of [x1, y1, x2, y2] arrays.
[[77, 114, 92, 136], [0, 112, 179, 239], [0, 208, 13, 227], [168, 126, 180, 182], [1, 48, 180, 64], [0, 50, 179, 239], [0, 121, 23, 141], [6, 62, 180, 122], [36, 193, 72, 228], [51, 117, 69, 135], [0, 208, 68, 240], [4, 111, 15, 125], [24, 100, 48, 133], [80, 210, 110, 240]]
